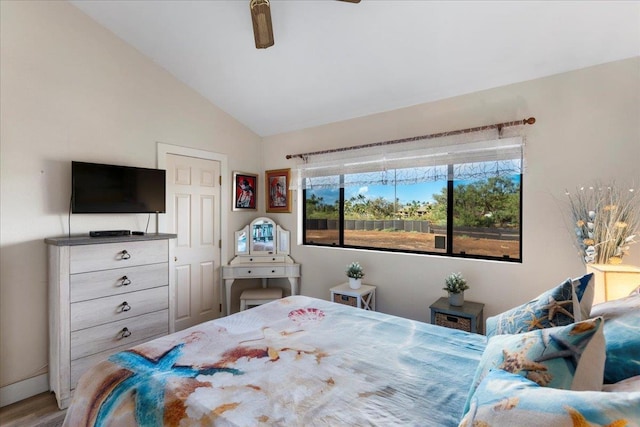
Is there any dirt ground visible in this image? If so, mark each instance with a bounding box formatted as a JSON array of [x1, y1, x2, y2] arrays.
[[306, 230, 520, 259]]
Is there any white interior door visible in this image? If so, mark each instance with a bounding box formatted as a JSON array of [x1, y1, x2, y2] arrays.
[[166, 154, 221, 330]]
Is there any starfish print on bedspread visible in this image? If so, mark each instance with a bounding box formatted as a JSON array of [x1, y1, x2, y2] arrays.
[[93, 344, 242, 427], [564, 405, 628, 427]]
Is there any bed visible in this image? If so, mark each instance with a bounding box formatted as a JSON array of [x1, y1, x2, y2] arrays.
[[63, 295, 487, 426]]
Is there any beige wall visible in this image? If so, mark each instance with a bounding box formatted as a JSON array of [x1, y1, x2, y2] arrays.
[[2, 0, 639, 405], [263, 57, 640, 322], [0, 0, 261, 392]]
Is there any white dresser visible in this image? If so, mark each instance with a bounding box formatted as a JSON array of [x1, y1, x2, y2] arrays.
[[45, 233, 176, 409]]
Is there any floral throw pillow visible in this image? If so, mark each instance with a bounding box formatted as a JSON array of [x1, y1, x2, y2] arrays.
[[590, 293, 640, 384], [463, 317, 605, 416], [460, 369, 640, 427], [485, 278, 583, 338]]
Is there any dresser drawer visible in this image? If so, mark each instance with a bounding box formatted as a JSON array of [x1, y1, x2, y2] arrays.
[[71, 310, 168, 360], [70, 333, 165, 388], [70, 240, 168, 274], [70, 263, 168, 303], [235, 266, 285, 277], [70, 286, 168, 331]]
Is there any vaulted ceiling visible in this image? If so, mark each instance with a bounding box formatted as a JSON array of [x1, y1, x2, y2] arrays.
[[70, 1, 640, 137]]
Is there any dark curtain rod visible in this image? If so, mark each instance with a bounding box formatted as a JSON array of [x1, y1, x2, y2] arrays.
[[285, 117, 536, 160]]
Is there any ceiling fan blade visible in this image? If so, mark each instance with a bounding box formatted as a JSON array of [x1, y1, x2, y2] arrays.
[[250, 0, 274, 49]]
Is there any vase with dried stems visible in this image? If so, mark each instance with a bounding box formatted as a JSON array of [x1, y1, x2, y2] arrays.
[[565, 183, 639, 265]]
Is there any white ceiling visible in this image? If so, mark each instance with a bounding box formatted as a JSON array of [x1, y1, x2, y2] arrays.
[[70, 0, 640, 137]]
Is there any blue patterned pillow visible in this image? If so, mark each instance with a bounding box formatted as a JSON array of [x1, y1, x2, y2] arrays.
[[463, 317, 605, 415], [486, 278, 581, 338], [590, 293, 640, 383], [572, 272, 595, 320], [460, 369, 640, 427]]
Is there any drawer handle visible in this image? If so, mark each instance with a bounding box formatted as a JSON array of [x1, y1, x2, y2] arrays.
[[271, 270, 275, 273], [120, 276, 131, 286], [121, 301, 131, 312], [249, 258, 253, 262], [446, 316, 459, 323], [119, 250, 131, 260], [247, 270, 252, 274], [120, 327, 132, 338]]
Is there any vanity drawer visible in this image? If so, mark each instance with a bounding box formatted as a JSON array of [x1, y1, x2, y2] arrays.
[[70, 263, 168, 303], [70, 240, 168, 274], [71, 310, 168, 360], [70, 286, 168, 331], [243, 256, 286, 263], [236, 266, 286, 277]]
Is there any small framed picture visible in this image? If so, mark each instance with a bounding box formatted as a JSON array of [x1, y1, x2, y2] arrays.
[[232, 171, 257, 211], [265, 168, 291, 213]]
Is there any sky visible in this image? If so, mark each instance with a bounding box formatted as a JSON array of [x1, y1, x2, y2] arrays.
[[308, 181, 446, 207], [307, 174, 521, 207]]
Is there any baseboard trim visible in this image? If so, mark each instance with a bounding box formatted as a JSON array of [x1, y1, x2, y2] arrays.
[[0, 374, 49, 408]]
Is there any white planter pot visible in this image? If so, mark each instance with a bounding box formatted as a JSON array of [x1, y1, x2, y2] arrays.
[[448, 292, 464, 307], [349, 278, 362, 289]]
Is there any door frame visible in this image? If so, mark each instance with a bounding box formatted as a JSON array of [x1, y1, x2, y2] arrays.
[[157, 142, 229, 319]]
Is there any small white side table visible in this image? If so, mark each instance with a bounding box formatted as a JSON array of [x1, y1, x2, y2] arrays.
[[330, 283, 376, 311]]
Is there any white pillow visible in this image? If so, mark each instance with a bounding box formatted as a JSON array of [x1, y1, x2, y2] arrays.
[[603, 375, 640, 392]]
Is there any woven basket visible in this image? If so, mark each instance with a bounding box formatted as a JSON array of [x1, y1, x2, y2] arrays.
[[435, 313, 471, 332], [333, 294, 357, 307]]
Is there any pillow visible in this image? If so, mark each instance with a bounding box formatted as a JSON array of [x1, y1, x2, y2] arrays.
[[463, 317, 605, 415], [603, 375, 640, 392], [485, 277, 583, 338], [460, 369, 640, 427], [572, 272, 595, 320], [590, 293, 640, 384]]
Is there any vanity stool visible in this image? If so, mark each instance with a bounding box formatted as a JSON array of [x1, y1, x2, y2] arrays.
[[240, 287, 283, 310]]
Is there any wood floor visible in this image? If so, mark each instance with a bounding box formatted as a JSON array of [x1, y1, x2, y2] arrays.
[[0, 392, 66, 427]]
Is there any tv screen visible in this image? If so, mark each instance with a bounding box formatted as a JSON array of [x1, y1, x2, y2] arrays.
[[72, 161, 166, 214]]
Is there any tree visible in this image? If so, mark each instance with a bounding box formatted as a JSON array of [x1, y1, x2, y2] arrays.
[[453, 176, 519, 227], [429, 176, 519, 227]]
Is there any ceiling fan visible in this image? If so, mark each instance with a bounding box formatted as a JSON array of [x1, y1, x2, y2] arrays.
[[250, 0, 361, 49]]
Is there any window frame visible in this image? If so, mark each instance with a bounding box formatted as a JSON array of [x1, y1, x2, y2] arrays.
[[302, 164, 523, 263]]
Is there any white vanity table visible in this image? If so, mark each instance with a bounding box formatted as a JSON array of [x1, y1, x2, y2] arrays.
[[222, 217, 300, 315]]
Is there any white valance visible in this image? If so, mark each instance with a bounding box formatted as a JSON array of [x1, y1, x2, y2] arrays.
[[293, 129, 524, 189]]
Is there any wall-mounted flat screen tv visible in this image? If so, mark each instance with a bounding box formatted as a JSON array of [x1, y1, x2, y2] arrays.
[[72, 161, 166, 214]]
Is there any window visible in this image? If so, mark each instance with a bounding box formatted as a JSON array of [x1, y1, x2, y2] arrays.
[[300, 135, 523, 262]]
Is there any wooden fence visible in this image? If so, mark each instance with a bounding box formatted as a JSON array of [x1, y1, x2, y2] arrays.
[[306, 219, 519, 241]]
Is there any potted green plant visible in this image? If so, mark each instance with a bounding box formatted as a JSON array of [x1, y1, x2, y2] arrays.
[[443, 272, 469, 306], [346, 262, 365, 289]]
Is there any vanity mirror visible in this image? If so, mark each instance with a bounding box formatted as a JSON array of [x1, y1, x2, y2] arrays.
[[234, 217, 290, 257], [250, 217, 275, 254]]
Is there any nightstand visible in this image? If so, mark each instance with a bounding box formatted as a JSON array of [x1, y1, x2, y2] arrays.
[[430, 297, 484, 334], [330, 283, 376, 311]]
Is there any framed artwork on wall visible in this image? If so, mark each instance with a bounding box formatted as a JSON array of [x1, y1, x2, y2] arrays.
[[265, 168, 291, 213], [232, 171, 257, 211]]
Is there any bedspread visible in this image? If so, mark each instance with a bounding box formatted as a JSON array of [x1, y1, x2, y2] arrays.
[[64, 295, 486, 426]]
